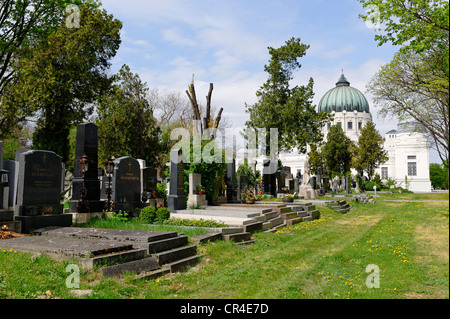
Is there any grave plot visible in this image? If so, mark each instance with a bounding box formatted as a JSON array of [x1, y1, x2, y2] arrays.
[[0, 227, 203, 280]]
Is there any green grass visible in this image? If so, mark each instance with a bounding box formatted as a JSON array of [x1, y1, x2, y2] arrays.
[[1, 193, 448, 299]]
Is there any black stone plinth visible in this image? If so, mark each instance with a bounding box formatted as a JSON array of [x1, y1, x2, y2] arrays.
[[15, 214, 72, 234]]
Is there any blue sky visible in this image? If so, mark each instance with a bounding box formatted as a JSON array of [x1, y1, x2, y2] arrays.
[[99, 0, 440, 163]]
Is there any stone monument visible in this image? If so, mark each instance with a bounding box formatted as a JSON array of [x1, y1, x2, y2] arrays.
[[168, 149, 186, 212], [298, 157, 317, 199], [69, 123, 104, 213], [187, 173, 207, 208], [14, 150, 72, 233], [112, 156, 141, 212]]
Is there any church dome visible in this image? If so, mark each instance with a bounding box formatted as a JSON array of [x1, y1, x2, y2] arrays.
[[318, 74, 370, 113]]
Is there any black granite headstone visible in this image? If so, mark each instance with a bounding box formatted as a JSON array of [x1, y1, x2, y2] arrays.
[[69, 123, 104, 213], [14, 150, 71, 232], [225, 158, 238, 203], [112, 156, 141, 211], [168, 149, 186, 211], [262, 159, 277, 196], [143, 167, 158, 195], [277, 169, 286, 193]]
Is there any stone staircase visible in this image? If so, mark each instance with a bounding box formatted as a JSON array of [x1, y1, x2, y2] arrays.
[[32, 227, 203, 281], [327, 200, 351, 214]]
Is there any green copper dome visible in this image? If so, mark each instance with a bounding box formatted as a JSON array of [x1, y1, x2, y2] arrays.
[[318, 74, 370, 113]]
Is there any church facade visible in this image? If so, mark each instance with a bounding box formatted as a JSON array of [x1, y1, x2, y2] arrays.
[[248, 73, 432, 193]]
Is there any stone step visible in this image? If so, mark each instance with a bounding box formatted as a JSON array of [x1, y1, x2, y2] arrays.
[[191, 232, 222, 244], [262, 217, 284, 230], [262, 211, 279, 220], [251, 214, 266, 222], [297, 211, 310, 218], [133, 267, 171, 281], [288, 206, 304, 212], [310, 210, 321, 220], [236, 240, 255, 246], [275, 207, 293, 214], [82, 248, 147, 269], [302, 216, 313, 222], [100, 256, 160, 278], [221, 227, 244, 235], [166, 254, 203, 273], [280, 212, 298, 220], [154, 245, 197, 266], [145, 236, 189, 254], [223, 232, 251, 243], [286, 217, 303, 226], [243, 221, 263, 233]]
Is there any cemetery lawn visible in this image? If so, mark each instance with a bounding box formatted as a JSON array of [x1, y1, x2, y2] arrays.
[[0, 193, 448, 299]]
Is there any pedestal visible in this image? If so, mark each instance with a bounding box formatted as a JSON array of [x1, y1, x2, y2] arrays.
[[187, 194, 208, 209]]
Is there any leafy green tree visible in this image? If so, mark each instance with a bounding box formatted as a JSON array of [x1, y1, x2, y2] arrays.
[[307, 144, 325, 175], [361, 0, 449, 177], [245, 37, 331, 154], [430, 163, 448, 189], [0, 0, 100, 136], [352, 121, 388, 180], [96, 64, 161, 168], [322, 124, 354, 177], [237, 158, 257, 187], [359, 0, 449, 75], [1, 5, 122, 163]]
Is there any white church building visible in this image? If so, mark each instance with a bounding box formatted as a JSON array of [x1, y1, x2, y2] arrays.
[[246, 73, 432, 193]]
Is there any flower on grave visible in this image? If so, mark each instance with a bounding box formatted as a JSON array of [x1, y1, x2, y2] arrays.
[[283, 194, 294, 198]]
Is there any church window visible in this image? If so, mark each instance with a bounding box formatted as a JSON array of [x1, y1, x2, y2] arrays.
[[358, 122, 362, 130], [337, 122, 342, 127], [381, 167, 388, 179], [348, 122, 353, 130], [408, 162, 417, 176], [407, 155, 416, 160]]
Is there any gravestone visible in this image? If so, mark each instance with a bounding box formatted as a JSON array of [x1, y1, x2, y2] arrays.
[[262, 159, 277, 196], [69, 123, 104, 213], [277, 169, 286, 194], [225, 158, 238, 203], [168, 149, 186, 212], [14, 150, 71, 233], [298, 157, 317, 199], [187, 173, 207, 208], [0, 141, 12, 222], [112, 156, 141, 212], [143, 167, 158, 197], [288, 179, 295, 193]]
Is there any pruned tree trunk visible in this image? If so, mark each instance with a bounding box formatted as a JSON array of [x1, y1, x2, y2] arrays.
[[186, 81, 222, 137]]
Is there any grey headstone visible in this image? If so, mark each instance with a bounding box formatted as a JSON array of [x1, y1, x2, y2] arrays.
[[168, 149, 186, 212]]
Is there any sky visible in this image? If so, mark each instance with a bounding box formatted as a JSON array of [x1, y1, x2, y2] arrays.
[[99, 0, 441, 163]]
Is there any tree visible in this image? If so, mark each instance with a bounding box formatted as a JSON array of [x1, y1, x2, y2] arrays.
[[1, 5, 122, 163], [430, 162, 448, 189], [360, 0, 449, 176], [367, 49, 449, 171], [96, 64, 161, 168], [0, 0, 99, 96], [359, 0, 449, 76], [322, 124, 354, 177], [352, 121, 388, 180], [307, 144, 325, 175], [185, 79, 223, 138], [237, 158, 257, 187], [245, 37, 332, 154]]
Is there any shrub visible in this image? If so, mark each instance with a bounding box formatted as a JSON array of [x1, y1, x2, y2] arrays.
[[364, 181, 382, 191], [156, 182, 168, 206], [140, 206, 156, 224], [156, 207, 170, 222]]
